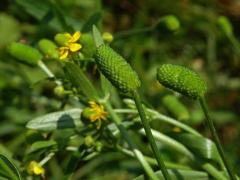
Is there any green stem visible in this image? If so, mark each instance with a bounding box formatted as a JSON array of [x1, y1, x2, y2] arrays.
[[103, 102, 158, 180], [132, 90, 171, 180], [228, 34, 240, 56], [114, 26, 154, 40], [199, 97, 236, 180], [38, 60, 62, 86]]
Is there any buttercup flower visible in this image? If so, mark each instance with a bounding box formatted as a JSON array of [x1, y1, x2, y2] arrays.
[[82, 101, 108, 129], [58, 31, 82, 60], [27, 161, 45, 177]]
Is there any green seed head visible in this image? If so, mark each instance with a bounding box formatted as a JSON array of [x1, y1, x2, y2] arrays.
[[95, 45, 141, 93], [38, 39, 59, 59], [7, 42, 42, 66], [157, 64, 206, 99]]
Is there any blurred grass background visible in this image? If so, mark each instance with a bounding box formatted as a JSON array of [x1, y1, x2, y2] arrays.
[[0, 0, 240, 179]]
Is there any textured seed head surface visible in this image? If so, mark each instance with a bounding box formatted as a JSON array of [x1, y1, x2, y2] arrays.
[[95, 45, 141, 93], [157, 64, 206, 99], [7, 42, 42, 66]]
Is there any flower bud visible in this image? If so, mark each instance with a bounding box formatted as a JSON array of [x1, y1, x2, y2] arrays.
[[54, 33, 68, 46], [53, 85, 65, 97], [102, 32, 114, 43], [156, 15, 180, 32], [79, 33, 96, 58], [84, 135, 94, 147]]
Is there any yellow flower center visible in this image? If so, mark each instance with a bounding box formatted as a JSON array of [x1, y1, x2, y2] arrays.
[[88, 101, 108, 129], [27, 161, 45, 176], [58, 31, 82, 60]]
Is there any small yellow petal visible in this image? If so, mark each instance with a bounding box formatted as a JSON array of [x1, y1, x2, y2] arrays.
[[59, 49, 69, 59], [28, 161, 45, 176], [69, 43, 82, 52], [69, 31, 81, 42]]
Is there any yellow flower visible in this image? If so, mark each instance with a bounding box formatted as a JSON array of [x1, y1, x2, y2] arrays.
[[58, 31, 82, 60], [27, 161, 45, 177], [88, 101, 108, 129]]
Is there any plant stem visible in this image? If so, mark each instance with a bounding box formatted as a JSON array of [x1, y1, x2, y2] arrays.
[[114, 26, 154, 40], [38, 60, 62, 86], [103, 102, 158, 180], [199, 97, 236, 180], [132, 90, 171, 180]]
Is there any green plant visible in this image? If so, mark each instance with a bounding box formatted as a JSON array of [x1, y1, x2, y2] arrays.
[[157, 64, 237, 180]]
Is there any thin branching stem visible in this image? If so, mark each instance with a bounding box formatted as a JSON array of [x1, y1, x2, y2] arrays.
[[103, 102, 158, 180], [199, 97, 237, 180], [132, 90, 171, 180]]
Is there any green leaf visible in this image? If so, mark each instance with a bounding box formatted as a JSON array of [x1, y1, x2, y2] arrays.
[[26, 108, 83, 131], [0, 13, 21, 48], [64, 62, 99, 100], [28, 140, 57, 154], [92, 25, 104, 47], [15, 0, 82, 31], [176, 134, 221, 164], [15, 0, 50, 20], [82, 12, 102, 32], [134, 169, 208, 180], [0, 154, 21, 180]]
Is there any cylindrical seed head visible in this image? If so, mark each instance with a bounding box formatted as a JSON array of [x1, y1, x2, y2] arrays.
[[157, 64, 206, 99], [38, 39, 59, 59], [7, 42, 42, 66], [94, 45, 141, 93]]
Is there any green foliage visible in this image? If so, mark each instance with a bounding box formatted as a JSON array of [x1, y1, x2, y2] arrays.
[[134, 169, 208, 180], [0, 0, 239, 179], [162, 95, 189, 121], [95, 45, 141, 93], [64, 62, 99, 100], [79, 33, 96, 58], [26, 108, 83, 131], [157, 64, 207, 99], [0, 155, 21, 180]]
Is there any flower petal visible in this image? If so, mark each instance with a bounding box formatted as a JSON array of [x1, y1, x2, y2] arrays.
[[69, 31, 81, 42], [69, 43, 82, 52], [59, 49, 69, 59]]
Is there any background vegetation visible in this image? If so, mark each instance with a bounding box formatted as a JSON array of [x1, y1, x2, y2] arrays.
[[0, 0, 239, 179]]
